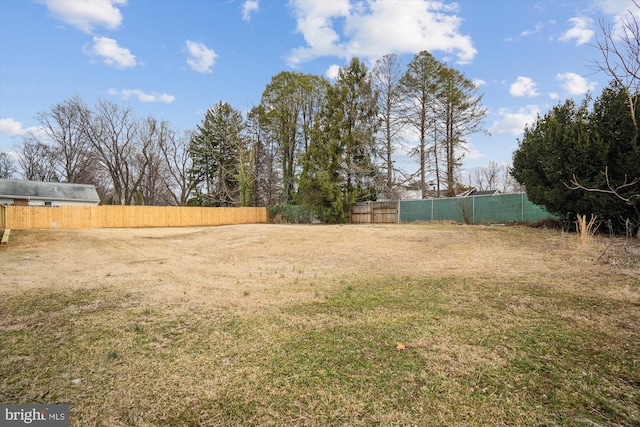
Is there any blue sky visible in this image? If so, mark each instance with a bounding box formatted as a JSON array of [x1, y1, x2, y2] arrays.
[[0, 0, 637, 181]]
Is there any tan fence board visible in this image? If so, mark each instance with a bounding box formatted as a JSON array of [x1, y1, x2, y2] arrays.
[[350, 202, 399, 224], [2, 206, 267, 229]]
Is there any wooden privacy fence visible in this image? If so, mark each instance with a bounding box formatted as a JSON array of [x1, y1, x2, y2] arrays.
[[0, 205, 267, 229], [351, 202, 399, 224]]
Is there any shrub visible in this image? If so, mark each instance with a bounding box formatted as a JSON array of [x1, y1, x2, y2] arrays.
[[268, 204, 314, 224]]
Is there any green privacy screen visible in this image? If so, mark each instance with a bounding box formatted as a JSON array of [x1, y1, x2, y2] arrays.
[[399, 193, 553, 224]]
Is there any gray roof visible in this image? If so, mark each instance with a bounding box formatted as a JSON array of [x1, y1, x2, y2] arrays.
[[0, 179, 100, 203], [458, 188, 501, 197]]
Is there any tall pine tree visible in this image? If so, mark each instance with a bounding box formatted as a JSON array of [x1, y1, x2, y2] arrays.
[[189, 101, 244, 206], [298, 57, 380, 222]]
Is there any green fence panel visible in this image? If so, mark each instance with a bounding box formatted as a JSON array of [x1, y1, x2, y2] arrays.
[[473, 193, 524, 223], [399, 193, 554, 224], [523, 198, 555, 222], [399, 199, 433, 222], [433, 197, 472, 223]]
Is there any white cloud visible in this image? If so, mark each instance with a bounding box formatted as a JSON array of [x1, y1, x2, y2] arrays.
[[85, 36, 136, 68], [559, 16, 595, 45], [108, 89, 175, 103], [509, 76, 539, 97], [460, 141, 485, 160], [287, 0, 477, 67], [556, 72, 597, 95], [520, 22, 544, 37], [242, 0, 259, 22], [287, 0, 350, 66], [43, 0, 126, 33], [472, 78, 487, 88], [489, 105, 540, 136], [0, 118, 47, 147], [591, 0, 635, 17], [0, 118, 25, 136], [185, 40, 217, 73], [593, 0, 639, 39], [326, 64, 341, 80]]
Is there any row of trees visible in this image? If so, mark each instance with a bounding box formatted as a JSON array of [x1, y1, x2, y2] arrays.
[[2, 5, 638, 230], [188, 53, 487, 221], [0, 95, 193, 206], [1, 52, 488, 221]]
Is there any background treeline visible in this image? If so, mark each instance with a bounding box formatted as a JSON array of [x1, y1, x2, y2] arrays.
[[1, 35, 637, 230], [0, 52, 490, 222], [1, 95, 193, 207]]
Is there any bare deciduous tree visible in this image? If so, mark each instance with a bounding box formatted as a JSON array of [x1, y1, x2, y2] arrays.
[[590, 0, 640, 143], [159, 129, 195, 205], [79, 99, 140, 205], [16, 137, 58, 181], [136, 117, 176, 205], [502, 163, 525, 193], [568, 167, 639, 236], [34, 95, 95, 184], [473, 161, 500, 191], [0, 152, 17, 179], [568, 167, 639, 205], [246, 106, 280, 206]]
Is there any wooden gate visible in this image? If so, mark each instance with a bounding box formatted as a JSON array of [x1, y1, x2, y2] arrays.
[[350, 202, 398, 224]]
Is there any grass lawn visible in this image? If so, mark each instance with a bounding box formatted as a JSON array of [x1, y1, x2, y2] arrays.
[[0, 224, 638, 426]]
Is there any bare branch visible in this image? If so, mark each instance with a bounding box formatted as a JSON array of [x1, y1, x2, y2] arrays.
[[567, 166, 640, 204], [591, 2, 640, 138]]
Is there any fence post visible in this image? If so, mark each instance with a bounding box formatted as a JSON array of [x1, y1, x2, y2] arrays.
[[472, 196, 475, 224]]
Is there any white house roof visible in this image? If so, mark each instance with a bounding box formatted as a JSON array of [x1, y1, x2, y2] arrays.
[[0, 179, 100, 203]]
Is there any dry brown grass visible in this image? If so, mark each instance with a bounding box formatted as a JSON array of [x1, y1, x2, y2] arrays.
[[1, 224, 638, 426]]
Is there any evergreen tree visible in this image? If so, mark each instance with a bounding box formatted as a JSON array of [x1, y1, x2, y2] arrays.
[[372, 53, 405, 199], [400, 51, 443, 198], [512, 98, 599, 217], [298, 120, 345, 223], [328, 57, 380, 207], [298, 57, 380, 222], [401, 52, 486, 197], [189, 101, 244, 206], [438, 65, 487, 196], [512, 82, 640, 233]]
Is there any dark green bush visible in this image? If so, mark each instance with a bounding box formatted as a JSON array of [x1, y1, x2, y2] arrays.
[[268, 204, 314, 224]]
